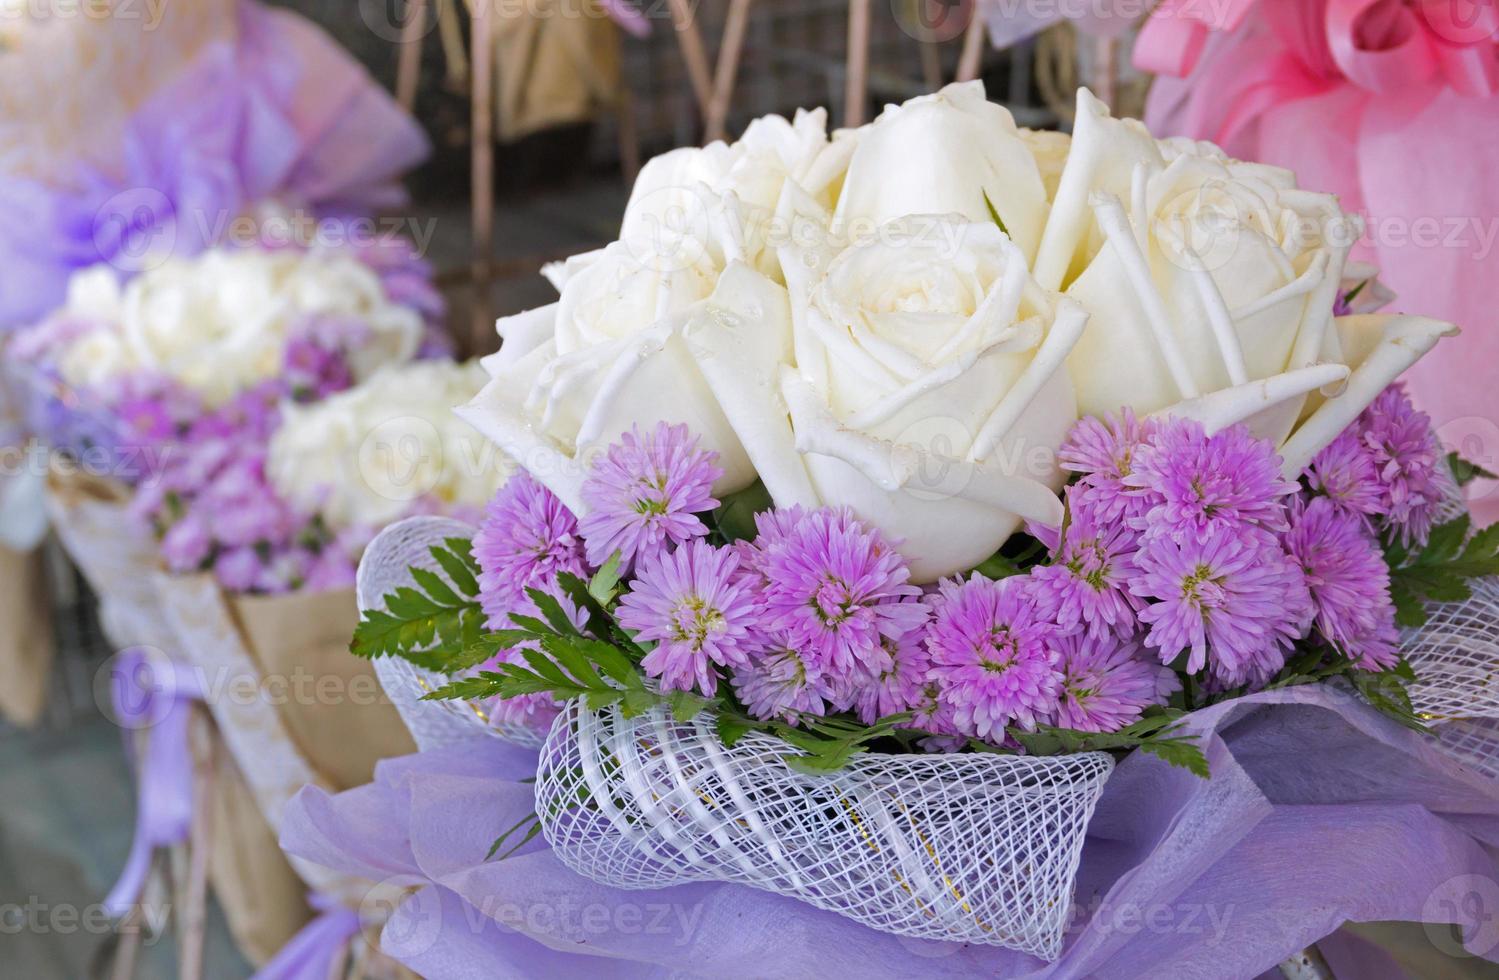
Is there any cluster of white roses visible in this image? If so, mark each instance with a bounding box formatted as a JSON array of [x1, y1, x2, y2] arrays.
[[50, 247, 423, 406], [270, 360, 509, 530], [459, 82, 1455, 583]]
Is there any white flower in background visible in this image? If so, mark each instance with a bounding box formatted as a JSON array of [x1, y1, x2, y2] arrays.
[[833, 81, 1052, 260], [268, 360, 509, 530], [51, 248, 423, 406], [1033, 89, 1456, 474], [685, 217, 1083, 583]]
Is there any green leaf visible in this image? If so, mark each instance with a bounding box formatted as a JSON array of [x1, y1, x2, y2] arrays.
[[716, 713, 754, 747], [1449, 452, 1498, 487], [667, 688, 711, 722], [431, 543, 480, 597], [981, 189, 1010, 236], [1419, 515, 1470, 566], [411, 566, 462, 607], [713, 480, 774, 544], [527, 588, 583, 637], [1138, 738, 1210, 778], [588, 551, 625, 604], [486, 814, 544, 861]]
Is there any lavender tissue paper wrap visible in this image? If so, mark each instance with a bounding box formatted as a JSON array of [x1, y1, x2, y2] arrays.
[[0, 0, 428, 330], [282, 687, 1499, 979]]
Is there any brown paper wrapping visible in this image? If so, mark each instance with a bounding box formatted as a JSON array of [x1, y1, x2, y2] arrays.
[[227, 587, 416, 792], [0, 543, 54, 727], [489, 0, 622, 141], [207, 740, 315, 967]]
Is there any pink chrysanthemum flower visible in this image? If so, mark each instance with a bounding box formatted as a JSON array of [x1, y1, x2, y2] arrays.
[[925, 576, 1063, 738], [1282, 496, 1400, 670], [731, 640, 836, 725], [1030, 490, 1144, 641], [909, 679, 967, 752], [473, 472, 589, 629], [757, 507, 926, 685], [1306, 430, 1384, 517], [618, 540, 762, 696], [1051, 633, 1171, 733], [578, 422, 722, 570], [1058, 409, 1158, 524], [852, 610, 933, 724], [1127, 419, 1298, 539], [1359, 385, 1448, 547], [1133, 527, 1314, 687]]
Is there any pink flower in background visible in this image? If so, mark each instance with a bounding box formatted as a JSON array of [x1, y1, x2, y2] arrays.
[[1138, 0, 1499, 524], [926, 576, 1062, 738], [578, 423, 722, 571], [619, 540, 762, 696]]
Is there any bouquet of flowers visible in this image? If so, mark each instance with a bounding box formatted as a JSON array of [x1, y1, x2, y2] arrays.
[[353, 83, 1495, 960]]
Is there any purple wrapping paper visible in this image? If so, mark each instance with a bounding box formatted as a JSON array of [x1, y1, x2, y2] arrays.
[[0, 0, 429, 330], [281, 688, 1499, 979]]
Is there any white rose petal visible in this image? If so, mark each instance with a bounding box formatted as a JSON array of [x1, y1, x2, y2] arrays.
[[1033, 89, 1456, 472]]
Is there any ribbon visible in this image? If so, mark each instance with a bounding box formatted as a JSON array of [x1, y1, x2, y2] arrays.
[[102, 648, 204, 918], [251, 893, 362, 980]]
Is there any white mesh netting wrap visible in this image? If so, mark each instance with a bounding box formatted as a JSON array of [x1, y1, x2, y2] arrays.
[[1403, 576, 1499, 722], [534, 699, 1114, 959], [356, 516, 543, 750]]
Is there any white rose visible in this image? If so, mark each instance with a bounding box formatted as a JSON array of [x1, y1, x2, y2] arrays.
[[619, 107, 854, 285], [1034, 90, 1454, 473], [55, 248, 421, 405], [268, 360, 509, 530], [833, 81, 1052, 260], [456, 237, 758, 514], [685, 217, 1083, 583]]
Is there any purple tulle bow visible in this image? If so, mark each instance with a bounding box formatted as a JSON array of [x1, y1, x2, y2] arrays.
[[103, 648, 203, 918], [252, 893, 363, 980]]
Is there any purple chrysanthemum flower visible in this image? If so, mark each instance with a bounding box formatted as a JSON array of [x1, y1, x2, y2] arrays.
[[1127, 419, 1298, 539], [578, 423, 722, 570], [473, 472, 589, 629], [214, 547, 264, 593], [1282, 496, 1400, 670], [160, 514, 211, 572], [1359, 385, 1448, 547], [852, 610, 933, 724], [925, 576, 1063, 738], [618, 540, 762, 696], [731, 641, 837, 725], [1030, 490, 1144, 640], [757, 507, 926, 685], [1306, 429, 1384, 517], [1059, 409, 1159, 524], [1051, 633, 1171, 733], [1133, 527, 1314, 688]]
